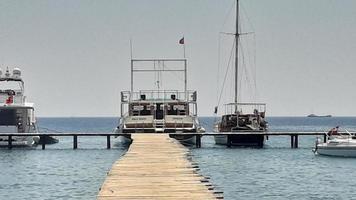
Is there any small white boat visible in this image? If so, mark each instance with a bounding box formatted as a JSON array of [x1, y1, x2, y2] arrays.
[[314, 134, 356, 157], [0, 68, 39, 147]]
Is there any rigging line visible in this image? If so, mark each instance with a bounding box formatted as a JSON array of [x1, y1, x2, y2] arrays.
[[216, 33, 222, 104], [239, 38, 252, 102], [240, 2, 258, 101], [253, 34, 258, 100], [216, 38, 236, 111], [163, 64, 185, 83], [240, 38, 255, 101], [245, 35, 257, 101], [241, 34, 257, 102], [243, 33, 257, 101], [220, 1, 236, 31], [240, 2, 255, 33]]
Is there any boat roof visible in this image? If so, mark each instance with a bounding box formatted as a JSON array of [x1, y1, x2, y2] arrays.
[[0, 77, 23, 82]]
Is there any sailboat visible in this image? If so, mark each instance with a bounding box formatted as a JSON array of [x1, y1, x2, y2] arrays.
[[214, 0, 268, 147]]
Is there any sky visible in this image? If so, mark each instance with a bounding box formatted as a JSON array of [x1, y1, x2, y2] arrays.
[[0, 0, 355, 117]]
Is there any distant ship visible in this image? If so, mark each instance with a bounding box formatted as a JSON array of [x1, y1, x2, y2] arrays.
[[307, 114, 332, 118]]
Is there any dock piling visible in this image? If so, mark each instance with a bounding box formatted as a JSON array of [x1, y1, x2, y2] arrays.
[[290, 135, 299, 148], [73, 135, 78, 149], [290, 135, 293, 148], [196, 134, 201, 148], [40, 135, 46, 150], [227, 135, 232, 148], [106, 135, 111, 149], [8, 135, 12, 149], [295, 135, 299, 148]]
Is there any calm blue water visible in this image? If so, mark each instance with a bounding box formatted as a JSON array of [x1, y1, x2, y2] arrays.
[[0, 117, 356, 199], [0, 117, 125, 200], [193, 117, 356, 200]]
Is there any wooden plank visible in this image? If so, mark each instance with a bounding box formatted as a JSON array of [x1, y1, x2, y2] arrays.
[[97, 134, 218, 200]]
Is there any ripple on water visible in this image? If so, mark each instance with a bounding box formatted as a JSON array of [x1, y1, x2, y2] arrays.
[[0, 144, 126, 200], [191, 136, 356, 200]]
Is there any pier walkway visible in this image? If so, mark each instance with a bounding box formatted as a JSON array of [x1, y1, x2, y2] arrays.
[[97, 134, 220, 200]]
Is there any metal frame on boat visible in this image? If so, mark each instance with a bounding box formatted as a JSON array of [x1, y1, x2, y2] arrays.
[[115, 59, 204, 144]]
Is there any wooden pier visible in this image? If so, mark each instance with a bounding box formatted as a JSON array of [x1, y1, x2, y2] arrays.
[[97, 134, 221, 200], [0, 131, 355, 149]]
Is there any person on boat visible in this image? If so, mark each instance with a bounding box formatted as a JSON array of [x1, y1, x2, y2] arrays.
[[327, 126, 339, 138]]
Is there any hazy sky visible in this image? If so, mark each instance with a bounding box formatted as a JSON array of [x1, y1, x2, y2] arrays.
[[0, 0, 355, 117]]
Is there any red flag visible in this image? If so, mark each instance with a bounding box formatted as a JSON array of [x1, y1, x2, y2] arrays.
[[179, 37, 184, 44], [6, 96, 13, 104]]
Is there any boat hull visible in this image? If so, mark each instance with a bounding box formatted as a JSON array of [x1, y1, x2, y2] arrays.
[[117, 135, 133, 144], [37, 135, 59, 145], [0, 136, 37, 147], [214, 134, 265, 147], [170, 134, 196, 145], [316, 146, 356, 157]]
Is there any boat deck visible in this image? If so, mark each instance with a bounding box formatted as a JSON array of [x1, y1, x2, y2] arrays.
[[97, 134, 220, 200]]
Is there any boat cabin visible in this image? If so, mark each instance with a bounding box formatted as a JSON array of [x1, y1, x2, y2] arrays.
[[0, 68, 37, 134], [120, 90, 198, 133], [218, 103, 267, 132]]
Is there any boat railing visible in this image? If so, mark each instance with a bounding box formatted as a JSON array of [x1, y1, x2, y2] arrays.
[[223, 102, 266, 115], [0, 94, 25, 105], [323, 128, 356, 142], [121, 90, 197, 103]]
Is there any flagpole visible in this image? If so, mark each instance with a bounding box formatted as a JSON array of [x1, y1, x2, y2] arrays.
[[179, 36, 185, 58], [183, 35, 186, 58]]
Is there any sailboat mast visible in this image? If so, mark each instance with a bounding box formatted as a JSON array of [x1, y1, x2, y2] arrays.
[[234, 0, 239, 109]]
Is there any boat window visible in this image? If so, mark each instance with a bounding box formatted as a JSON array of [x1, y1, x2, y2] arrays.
[[140, 105, 151, 116], [0, 109, 17, 125], [130, 105, 152, 116], [167, 105, 178, 115], [166, 104, 187, 115]]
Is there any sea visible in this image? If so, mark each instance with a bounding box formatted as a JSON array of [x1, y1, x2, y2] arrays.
[[1, 117, 356, 200]]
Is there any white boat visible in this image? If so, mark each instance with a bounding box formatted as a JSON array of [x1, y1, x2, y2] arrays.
[[213, 0, 268, 147], [115, 59, 204, 145], [0, 68, 39, 147], [314, 134, 356, 157]]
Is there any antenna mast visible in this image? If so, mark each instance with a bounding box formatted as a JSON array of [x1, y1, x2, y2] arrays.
[[234, 0, 239, 109], [130, 39, 133, 93]]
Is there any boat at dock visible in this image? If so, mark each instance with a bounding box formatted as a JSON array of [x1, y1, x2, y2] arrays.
[[213, 0, 268, 147], [115, 59, 205, 145], [0, 68, 39, 147], [314, 131, 356, 157]]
